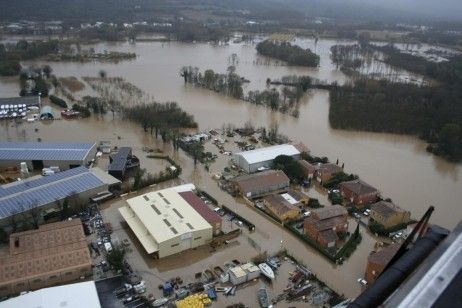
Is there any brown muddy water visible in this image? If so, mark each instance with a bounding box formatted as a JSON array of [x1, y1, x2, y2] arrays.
[[0, 37, 461, 300]]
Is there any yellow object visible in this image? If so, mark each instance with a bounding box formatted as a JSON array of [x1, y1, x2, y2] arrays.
[[176, 294, 211, 308]]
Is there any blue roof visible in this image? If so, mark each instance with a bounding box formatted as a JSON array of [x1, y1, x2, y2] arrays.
[[0, 141, 96, 161], [0, 166, 105, 219]]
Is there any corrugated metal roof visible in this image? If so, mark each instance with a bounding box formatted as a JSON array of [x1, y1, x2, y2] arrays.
[[0, 167, 107, 219], [120, 186, 212, 247], [0, 96, 39, 107], [0, 141, 96, 161], [235, 144, 300, 165]]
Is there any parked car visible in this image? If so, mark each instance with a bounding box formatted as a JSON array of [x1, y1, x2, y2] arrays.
[[363, 211, 369, 216], [357, 278, 368, 286], [303, 211, 311, 217], [234, 220, 243, 227]]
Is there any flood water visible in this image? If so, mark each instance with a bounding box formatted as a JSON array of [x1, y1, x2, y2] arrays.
[[1, 37, 461, 299], [1, 37, 457, 229]]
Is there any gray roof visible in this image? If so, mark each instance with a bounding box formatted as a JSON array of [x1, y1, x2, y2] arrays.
[[108, 147, 132, 172], [0, 96, 39, 107], [0, 141, 96, 161], [0, 166, 116, 219]]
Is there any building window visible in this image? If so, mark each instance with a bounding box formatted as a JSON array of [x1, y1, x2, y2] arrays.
[[186, 223, 194, 230], [194, 237, 202, 240], [65, 272, 73, 276], [170, 227, 178, 234], [16, 283, 25, 287], [49, 275, 58, 279], [143, 195, 150, 201], [171, 243, 179, 247], [32, 278, 41, 283]]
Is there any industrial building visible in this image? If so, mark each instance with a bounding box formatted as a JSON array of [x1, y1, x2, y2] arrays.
[[178, 191, 222, 236], [0, 96, 39, 108], [119, 186, 214, 258], [0, 141, 98, 171], [107, 147, 140, 180], [0, 166, 121, 226], [0, 281, 101, 308], [232, 170, 290, 198], [0, 219, 92, 297], [233, 144, 302, 173]]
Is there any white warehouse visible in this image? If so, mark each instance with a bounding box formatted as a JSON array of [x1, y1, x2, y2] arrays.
[[233, 144, 303, 173], [119, 186, 213, 258]]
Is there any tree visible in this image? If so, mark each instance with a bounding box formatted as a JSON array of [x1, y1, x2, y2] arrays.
[[439, 123, 460, 155], [107, 243, 130, 271], [60, 197, 70, 220]]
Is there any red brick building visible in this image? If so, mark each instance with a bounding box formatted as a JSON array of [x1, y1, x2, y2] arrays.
[[304, 205, 349, 248], [364, 243, 400, 284], [340, 179, 379, 207]]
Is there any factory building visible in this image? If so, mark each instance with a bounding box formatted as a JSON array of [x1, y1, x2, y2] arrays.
[[0, 141, 98, 171], [0, 166, 121, 227], [119, 186, 214, 258], [233, 144, 302, 173], [0, 219, 92, 297]]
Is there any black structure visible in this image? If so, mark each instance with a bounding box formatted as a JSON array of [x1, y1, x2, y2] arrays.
[[107, 147, 139, 180], [349, 206, 461, 308]]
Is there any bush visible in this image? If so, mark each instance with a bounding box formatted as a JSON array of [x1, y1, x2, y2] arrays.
[[308, 198, 323, 208], [72, 103, 91, 117], [49, 95, 67, 108]]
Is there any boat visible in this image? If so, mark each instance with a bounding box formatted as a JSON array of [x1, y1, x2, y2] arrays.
[[257, 287, 270, 308], [266, 257, 279, 270], [258, 263, 275, 280], [152, 297, 169, 307]]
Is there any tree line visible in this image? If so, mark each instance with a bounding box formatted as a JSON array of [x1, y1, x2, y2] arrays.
[[256, 40, 320, 67]]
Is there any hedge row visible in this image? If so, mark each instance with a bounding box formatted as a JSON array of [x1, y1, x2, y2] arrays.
[[49, 95, 67, 108]]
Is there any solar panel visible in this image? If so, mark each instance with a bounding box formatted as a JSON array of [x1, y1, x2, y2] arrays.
[[108, 147, 131, 172], [0, 142, 96, 161], [0, 168, 105, 219]]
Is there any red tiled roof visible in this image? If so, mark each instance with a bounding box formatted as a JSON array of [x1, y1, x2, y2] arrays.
[[179, 191, 222, 225]]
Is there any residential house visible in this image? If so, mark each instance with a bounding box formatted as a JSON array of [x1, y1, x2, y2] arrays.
[[370, 201, 411, 229], [316, 163, 343, 183], [364, 243, 400, 284], [340, 179, 379, 207], [262, 194, 300, 222], [304, 205, 349, 248], [299, 160, 317, 178], [232, 170, 290, 199]]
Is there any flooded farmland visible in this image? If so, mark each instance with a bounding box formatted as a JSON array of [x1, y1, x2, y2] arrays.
[[1, 36, 461, 301]]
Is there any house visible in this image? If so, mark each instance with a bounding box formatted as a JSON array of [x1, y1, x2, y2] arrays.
[[364, 243, 400, 284], [340, 179, 379, 207], [232, 170, 290, 199], [233, 144, 302, 173], [316, 163, 343, 183], [299, 160, 317, 178], [0, 219, 92, 297], [304, 205, 349, 248], [298, 161, 342, 183], [370, 201, 411, 229], [262, 194, 300, 222]]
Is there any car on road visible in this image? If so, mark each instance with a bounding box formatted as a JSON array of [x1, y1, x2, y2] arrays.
[[363, 211, 369, 216], [234, 220, 243, 227], [353, 213, 361, 219], [303, 211, 311, 217]]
